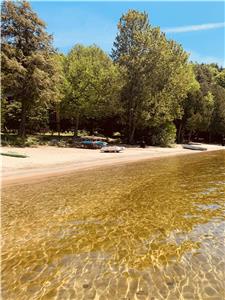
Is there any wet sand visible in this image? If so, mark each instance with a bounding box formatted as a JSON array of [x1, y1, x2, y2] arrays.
[[1, 144, 224, 185]]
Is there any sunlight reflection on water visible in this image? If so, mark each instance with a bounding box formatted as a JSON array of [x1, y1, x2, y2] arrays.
[[2, 150, 225, 299]]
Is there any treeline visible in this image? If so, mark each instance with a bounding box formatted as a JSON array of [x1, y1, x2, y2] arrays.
[[1, 1, 225, 145]]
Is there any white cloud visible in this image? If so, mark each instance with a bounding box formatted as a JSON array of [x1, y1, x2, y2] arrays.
[[188, 50, 225, 67], [163, 22, 225, 33]]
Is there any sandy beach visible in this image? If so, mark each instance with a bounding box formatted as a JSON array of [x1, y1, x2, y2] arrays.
[[1, 144, 224, 185]]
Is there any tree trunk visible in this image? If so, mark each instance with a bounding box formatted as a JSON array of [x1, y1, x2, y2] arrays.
[[128, 107, 135, 144], [56, 106, 61, 137], [208, 131, 211, 143], [73, 113, 79, 137], [188, 131, 192, 143], [129, 124, 136, 144], [129, 113, 136, 144], [4, 125, 8, 134], [19, 101, 26, 138], [177, 122, 183, 144], [90, 122, 94, 136]]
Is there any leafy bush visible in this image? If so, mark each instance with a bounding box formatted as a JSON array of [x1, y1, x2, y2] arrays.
[[78, 130, 90, 136], [48, 139, 60, 146], [1, 134, 25, 147], [24, 136, 39, 147], [38, 139, 48, 145], [151, 123, 177, 147], [1, 134, 41, 147], [1, 139, 9, 146], [57, 140, 67, 147]]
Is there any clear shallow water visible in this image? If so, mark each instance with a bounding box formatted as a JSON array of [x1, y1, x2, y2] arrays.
[[1, 151, 225, 300]]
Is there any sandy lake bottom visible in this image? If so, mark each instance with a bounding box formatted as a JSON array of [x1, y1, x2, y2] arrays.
[[1, 151, 225, 299]]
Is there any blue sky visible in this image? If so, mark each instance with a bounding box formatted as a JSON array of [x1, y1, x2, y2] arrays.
[[31, 1, 225, 66]]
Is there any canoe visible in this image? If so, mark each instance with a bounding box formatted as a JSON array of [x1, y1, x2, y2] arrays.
[[182, 145, 207, 151], [188, 142, 202, 145], [100, 146, 125, 153], [1, 152, 28, 158]]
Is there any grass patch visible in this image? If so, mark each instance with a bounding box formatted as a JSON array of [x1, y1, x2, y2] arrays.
[[1, 133, 77, 147]]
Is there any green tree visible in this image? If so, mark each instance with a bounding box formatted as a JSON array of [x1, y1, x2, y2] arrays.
[[1, 98, 21, 132], [49, 53, 69, 136], [1, 0, 55, 137], [186, 91, 214, 137], [112, 10, 149, 143], [112, 10, 196, 144], [63, 44, 122, 136], [215, 69, 225, 88], [211, 86, 225, 137], [1, 98, 50, 134], [211, 68, 225, 138], [181, 64, 221, 142]]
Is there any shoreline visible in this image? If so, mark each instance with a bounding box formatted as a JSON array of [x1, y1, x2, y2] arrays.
[[1, 144, 224, 186]]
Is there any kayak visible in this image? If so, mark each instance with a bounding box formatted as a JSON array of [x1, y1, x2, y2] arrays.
[[1, 152, 28, 158], [182, 145, 207, 151]]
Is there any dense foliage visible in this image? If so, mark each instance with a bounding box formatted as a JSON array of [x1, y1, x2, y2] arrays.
[[1, 2, 225, 145], [62, 44, 123, 136], [112, 10, 197, 144], [1, 0, 58, 137]]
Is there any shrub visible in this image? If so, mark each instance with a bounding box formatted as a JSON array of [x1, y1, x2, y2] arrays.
[[24, 136, 39, 147], [1, 134, 25, 147], [1, 139, 9, 146], [48, 139, 59, 146], [57, 140, 67, 147], [151, 123, 177, 147], [78, 130, 90, 136]]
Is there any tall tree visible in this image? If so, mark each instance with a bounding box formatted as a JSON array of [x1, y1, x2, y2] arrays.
[[185, 91, 214, 139], [211, 68, 225, 139], [1, 0, 55, 137], [112, 10, 196, 143], [181, 64, 219, 142], [50, 53, 69, 136], [215, 69, 225, 88], [63, 44, 122, 136], [112, 10, 149, 143]]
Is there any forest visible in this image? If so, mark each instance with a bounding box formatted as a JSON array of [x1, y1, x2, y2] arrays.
[[1, 1, 225, 146]]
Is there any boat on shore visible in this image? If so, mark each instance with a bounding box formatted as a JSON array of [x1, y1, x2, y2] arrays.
[[1, 152, 28, 158], [182, 144, 207, 151], [188, 142, 202, 145], [100, 146, 125, 153]]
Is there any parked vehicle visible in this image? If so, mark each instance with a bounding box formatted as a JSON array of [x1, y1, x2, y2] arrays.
[[81, 140, 108, 149]]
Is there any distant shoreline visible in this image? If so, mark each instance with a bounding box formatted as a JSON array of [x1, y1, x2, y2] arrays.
[[1, 144, 224, 187]]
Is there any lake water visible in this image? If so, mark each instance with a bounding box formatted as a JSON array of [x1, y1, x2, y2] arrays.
[[1, 151, 225, 300]]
